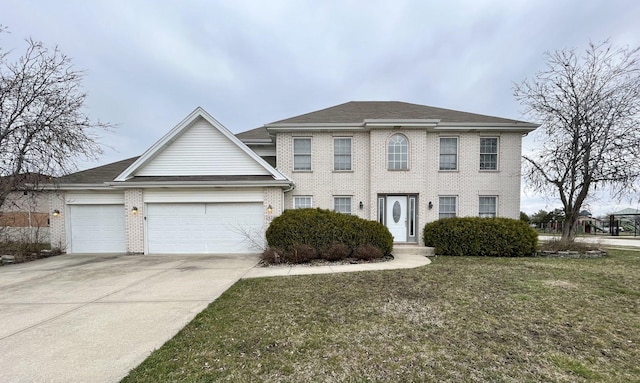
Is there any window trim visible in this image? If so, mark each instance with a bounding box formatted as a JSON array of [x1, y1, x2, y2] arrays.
[[293, 196, 313, 209], [438, 195, 458, 219], [439, 136, 459, 171], [479, 195, 498, 218], [333, 137, 352, 171], [293, 137, 312, 171], [333, 196, 352, 215], [479, 137, 499, 171], [387, 133, 409, 171]]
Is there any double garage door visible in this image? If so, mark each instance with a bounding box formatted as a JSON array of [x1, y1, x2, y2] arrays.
[[146, 203, 264, 253], [68, 202, 263, 254]]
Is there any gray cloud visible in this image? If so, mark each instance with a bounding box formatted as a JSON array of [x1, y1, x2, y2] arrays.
[[3, 0, 639, 215]]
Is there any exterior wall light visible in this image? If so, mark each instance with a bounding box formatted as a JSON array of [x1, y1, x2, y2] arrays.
[[131, 206, 139, 214], [428, 201, 433, 209], [266, 204, 273, 214], [52, 209, 60, 217], [359, 201, 364, 209]]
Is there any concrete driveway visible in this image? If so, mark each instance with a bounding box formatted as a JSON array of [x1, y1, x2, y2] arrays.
[[0, 253, 258, 383]]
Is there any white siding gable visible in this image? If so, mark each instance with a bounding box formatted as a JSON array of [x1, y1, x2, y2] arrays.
[[135, 117, 270, 176]]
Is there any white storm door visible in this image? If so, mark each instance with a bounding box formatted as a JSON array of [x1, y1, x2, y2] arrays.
[[386, 196, 407, 242]]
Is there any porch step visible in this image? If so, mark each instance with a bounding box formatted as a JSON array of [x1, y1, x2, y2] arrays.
[[392, 245, 434, 257]]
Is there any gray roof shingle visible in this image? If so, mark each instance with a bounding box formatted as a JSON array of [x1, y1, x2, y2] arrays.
[[236, 126, 271, 141], [266, 101, 532, 125], [56, 157, 139, 184]]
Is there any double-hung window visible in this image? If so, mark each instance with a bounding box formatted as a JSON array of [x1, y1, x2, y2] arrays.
[[333, 196, 352, 214], [480, 137, 498, 170], [439, 196, 457, 219], [293, 138, 312, 171], [439, 137, 458, 170], [388, 134, 408, 170], [334, 138, 352, 171], [293, 196, 312, 209], [479, 196, 497, 217]]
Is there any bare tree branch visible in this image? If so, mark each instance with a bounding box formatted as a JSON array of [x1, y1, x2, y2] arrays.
[[0, 29, 113, 207], [514, 40, 640, 241]]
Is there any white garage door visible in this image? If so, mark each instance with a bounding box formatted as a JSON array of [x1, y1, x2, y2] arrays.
[[146, 203, 264, 254], [69, 205, 126, 253]]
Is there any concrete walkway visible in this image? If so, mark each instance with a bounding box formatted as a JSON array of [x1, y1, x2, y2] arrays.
[[243, 252, 432, 279], [539, 235, 640, 249]]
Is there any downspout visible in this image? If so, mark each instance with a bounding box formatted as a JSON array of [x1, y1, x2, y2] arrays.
[[282, 181, 295, 212], [273, 165, 295, 213]]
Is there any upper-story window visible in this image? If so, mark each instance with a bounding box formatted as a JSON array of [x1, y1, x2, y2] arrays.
[[480, 137, 498, 170], [334, 137, 352, 171], [439, 137, 458, 170], [293, 138, 312, 171], [388, 134, 408, 170]]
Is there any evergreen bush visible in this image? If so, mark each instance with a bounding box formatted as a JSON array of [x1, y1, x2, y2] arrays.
[[264, 208, 393, 263], [423, 217, 538, 257]]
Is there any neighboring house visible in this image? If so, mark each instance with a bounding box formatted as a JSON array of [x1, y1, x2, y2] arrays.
[[0, 174, 51, 243], [48, 101, 538, 254]]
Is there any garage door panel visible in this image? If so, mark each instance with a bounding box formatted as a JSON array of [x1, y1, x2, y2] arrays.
[[146, 203, 263, 254], [69, 205, 126, 254]]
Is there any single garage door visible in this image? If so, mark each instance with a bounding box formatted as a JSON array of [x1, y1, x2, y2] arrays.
[[69, 205, 126, 253], [146, 203, 264, 254]]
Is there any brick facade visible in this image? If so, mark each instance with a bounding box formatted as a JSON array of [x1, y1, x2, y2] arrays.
[[276, 129, 523, 246]]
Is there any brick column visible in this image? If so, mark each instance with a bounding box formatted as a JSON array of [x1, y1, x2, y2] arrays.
[[124, 189, 144, 254], [48, 191, 66, 251]]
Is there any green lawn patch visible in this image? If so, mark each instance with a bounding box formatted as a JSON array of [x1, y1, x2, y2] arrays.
[[122, 250, 640, 382]]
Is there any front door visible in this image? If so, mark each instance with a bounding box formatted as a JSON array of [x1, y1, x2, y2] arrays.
[[386, 196, 407, 241]]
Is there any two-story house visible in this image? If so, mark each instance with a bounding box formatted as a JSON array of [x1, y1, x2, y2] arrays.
[[240, 101, 537, 243], [47, 101, 537, 254]]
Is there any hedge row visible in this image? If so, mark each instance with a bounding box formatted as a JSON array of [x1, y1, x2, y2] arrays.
[[423, 217, 538, 257], [264, 208, 393, 263]]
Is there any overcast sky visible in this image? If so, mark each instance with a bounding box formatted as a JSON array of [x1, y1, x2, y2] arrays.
[[3, 0, 640, 216]]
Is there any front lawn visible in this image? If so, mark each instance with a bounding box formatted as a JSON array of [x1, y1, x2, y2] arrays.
[[122, 251, 640, 382]]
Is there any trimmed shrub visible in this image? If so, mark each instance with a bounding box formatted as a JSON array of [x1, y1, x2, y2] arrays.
[[265, 208, 393, 263], [423, 217, 538, 257], [261, 247, 283, 264], [284, 244, 317, 264], [320, 242, 352, 261], [353, 244, 384, 261]]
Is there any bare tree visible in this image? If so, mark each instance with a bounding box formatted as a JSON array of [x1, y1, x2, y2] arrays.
[[0, 28, 111, 207], [514, 41, 640, 241]]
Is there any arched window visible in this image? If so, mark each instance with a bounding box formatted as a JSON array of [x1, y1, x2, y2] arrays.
[[387, 134, 408, 170]]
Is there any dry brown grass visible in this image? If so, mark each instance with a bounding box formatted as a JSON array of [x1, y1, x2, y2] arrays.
[[123, 250, 640, 383]]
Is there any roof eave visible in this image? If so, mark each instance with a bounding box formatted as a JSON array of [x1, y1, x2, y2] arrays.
[[265, 123, 363, 132], [242, 139, 274, 145], [41, 183, 115, 191], [106, 180, 294, 188], [434, 122, 539, 132], [363, 119, 441, 128], [264, 120, 539, 132]]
